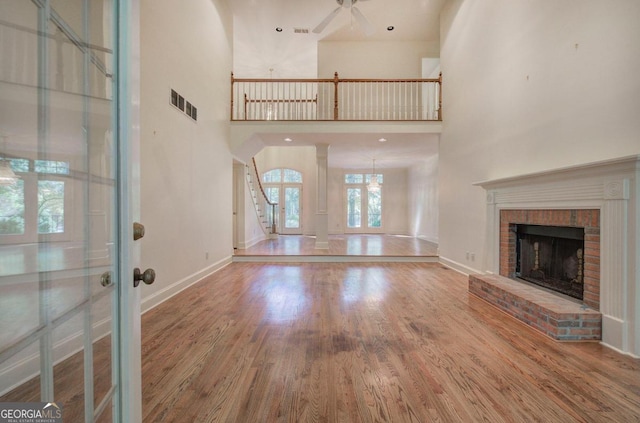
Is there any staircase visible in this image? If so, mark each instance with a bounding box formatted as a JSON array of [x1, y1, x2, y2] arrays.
[[246, 159, 278, 238]]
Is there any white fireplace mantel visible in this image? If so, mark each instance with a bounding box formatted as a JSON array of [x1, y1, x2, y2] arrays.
[[474, 155, 640, 357]]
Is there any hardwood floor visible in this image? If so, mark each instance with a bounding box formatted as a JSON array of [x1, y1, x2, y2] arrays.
[[234, 234, 438, 257], [141, 262, 640, 422]]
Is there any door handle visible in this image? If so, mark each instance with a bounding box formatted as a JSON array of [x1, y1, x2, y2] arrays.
[[100, 271, 113, 287], [133, 267, 156, 288], [133, 222, 145, 241]]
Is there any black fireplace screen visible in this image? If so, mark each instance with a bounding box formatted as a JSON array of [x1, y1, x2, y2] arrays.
[[516, 224, 585, 300]]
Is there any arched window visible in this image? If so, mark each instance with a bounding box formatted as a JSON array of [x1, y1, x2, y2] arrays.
[[262, 168, 302, 183]]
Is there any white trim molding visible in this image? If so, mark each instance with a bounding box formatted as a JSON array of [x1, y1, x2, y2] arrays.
[[474, 155, 640, 357]]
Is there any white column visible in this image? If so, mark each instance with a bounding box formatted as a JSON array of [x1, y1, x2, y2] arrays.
[[484, 190, 498, 274], [315, 144, 330, 249], [601, 179, 630, 351]]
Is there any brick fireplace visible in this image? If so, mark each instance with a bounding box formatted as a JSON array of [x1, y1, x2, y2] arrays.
[[471, 156, 639, 356], [499, 209, 600, 310]]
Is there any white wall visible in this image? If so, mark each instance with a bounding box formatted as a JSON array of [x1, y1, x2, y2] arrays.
[[381, 168, 409, 234], [438, 0, 640, 273], [408, 155, 439, 244], [318, 40, 439, 78], [140, 0, 233, 311]]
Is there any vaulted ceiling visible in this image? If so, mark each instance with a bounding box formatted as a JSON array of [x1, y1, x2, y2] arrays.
[[228, 0, 446, 169]]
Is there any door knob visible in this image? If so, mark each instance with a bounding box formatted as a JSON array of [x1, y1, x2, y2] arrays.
[[133, 267, 156, 287], [133, 222, 145, 241], [100, 271, 113, 287]]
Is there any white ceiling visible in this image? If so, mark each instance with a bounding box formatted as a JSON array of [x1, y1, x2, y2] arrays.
[[229, 0, 445, 169], [229, 0, 444, 44], [258, 132, 440, 169]]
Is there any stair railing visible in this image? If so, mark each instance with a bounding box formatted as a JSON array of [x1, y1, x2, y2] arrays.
[[231, 72, 442, 121], [249, 158, 278, 235]]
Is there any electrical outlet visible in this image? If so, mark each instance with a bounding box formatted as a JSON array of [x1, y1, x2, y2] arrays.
[[205, 252, 209, 260], [471, 253, 475, 261], [466, 252, 470, 260]]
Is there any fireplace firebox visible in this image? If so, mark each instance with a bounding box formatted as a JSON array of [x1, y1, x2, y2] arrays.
[[516, 224, 585, 300]]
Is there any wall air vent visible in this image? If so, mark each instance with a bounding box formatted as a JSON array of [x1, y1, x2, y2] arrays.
[[170, 88, 197, 121], [294, 28, 309, 34]]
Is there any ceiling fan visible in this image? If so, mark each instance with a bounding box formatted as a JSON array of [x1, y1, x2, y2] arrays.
[[313, 0, 375, 36]]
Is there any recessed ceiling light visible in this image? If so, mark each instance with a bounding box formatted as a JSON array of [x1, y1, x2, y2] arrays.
[[276, 27, 283, 32], [378, 138, 387, 143], [284, 137, 293, 142], [387, 26, 395, 31]]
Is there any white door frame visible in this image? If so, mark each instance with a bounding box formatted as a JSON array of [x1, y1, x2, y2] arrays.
[[116, 0, 142, 420]]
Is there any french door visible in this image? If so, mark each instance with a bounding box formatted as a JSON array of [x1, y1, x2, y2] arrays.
[[0, 1, 140, 422], [264, 184, 302, 235], [345, 186, 383, 233]]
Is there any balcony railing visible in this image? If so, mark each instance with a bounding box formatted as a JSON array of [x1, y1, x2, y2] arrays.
[[231, 72, 441, 122]]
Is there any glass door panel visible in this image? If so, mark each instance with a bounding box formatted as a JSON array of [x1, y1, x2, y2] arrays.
[[282, 185, 301, 234], [367, 189, 382, 228], [346, 188, 362, 230], [345, 186, 383, 232], [0, 1, 120, 422]]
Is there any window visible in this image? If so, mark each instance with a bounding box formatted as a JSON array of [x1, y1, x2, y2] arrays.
[[0, 158, 70, 240], [38, 180, 65, 234], [10, 159, 29, 173], [262, 168, 302, 183], [35, 160, 70, 175], [263, 169, 281, 183], [345, 174, 363, 184], [345, 173, 384, 184], [0, 180, 26, 235], [283, 168, 302, 183]]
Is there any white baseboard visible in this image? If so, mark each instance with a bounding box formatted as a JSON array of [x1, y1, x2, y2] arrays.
[[439, 256, 481, 276], [237, 234, 266, 250], [416, 235, 439, 248], [141, 256, 232, 314]]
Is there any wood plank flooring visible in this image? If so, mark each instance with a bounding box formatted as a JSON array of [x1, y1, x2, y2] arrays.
[[141, 262, 640, 422], [234, 234, 438, 257]]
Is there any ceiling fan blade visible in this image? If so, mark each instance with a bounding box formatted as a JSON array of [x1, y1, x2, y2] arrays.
[[313, 7, 342, 34], [351, 7, 375, 35]]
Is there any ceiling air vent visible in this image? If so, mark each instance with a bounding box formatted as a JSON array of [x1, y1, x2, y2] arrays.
[[294, 28, 309, 34]]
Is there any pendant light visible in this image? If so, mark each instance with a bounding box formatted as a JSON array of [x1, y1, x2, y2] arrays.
[[0, 136, 20, 186], [367, 158, 380, 192]]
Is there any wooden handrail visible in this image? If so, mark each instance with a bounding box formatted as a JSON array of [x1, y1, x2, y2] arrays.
[[231, 71, 442, 121], [244, 95, 318, 104], [231, 73, 440, 84], [252, 157, 277, 207]]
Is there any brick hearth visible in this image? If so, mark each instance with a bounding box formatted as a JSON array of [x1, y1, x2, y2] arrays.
[[469, 274, 602, 341]]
